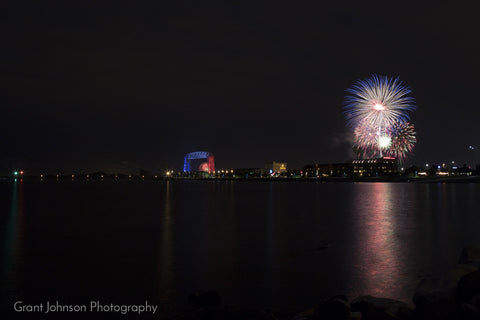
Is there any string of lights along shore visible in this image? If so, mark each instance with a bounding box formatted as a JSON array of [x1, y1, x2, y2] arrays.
[[343, 74, 417, 163]]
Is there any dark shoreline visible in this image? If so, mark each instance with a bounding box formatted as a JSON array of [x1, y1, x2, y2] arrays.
[[2, 175, 480, 183]]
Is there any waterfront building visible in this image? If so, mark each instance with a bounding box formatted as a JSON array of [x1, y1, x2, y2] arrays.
[[303, 157, 398, 177], [351, 157, 397, 176], [264, 161, 287, 174]]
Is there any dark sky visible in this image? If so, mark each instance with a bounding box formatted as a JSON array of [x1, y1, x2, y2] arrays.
[[2, 1, 480, 174]]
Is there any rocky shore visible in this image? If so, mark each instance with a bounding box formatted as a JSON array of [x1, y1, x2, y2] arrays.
[[170, 247, 480, 320]]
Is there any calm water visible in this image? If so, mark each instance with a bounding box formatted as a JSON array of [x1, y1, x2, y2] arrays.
[[1, 180, 480, 319]]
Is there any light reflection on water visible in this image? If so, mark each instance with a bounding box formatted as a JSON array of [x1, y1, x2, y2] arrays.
[[2, 180, 25, 302], [351, 183, 403, 298], [158, 181, 173, 314]]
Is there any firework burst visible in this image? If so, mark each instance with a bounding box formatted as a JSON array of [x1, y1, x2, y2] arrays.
[[344, 74, 416, 130], [384, 122, 416, 162], [345, 74, 417, 161], [352, 120, 380, 158]]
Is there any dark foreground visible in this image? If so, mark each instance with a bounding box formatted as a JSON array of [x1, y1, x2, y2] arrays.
[[172, 247, 480, 320]]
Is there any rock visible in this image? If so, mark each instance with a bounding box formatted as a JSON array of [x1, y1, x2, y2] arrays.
[[413, 277, 455, 304], [227, 306, 278, 320], [218, 306, 277, 320], [188, 290, 222, 307], [351, 295, 412, 320], [272, 311, 296, 320], [413, 265, 476, 300], [449, 264, 478, 284], [397, 305, 414, 320], [312, 242, 332, 252], [460, 294, 480, 319], [458, 270, 480, 301], [459, 246, 480, 267], [169, 311, 199, 320], [412, 262, 480, 319], [175, 305, 277, 320], [183, 307, 277, 320], [292, 296, 351, 320], [291, 308, 316, 320], [314, 295, 351, 320], [412, 277, 459, 319]]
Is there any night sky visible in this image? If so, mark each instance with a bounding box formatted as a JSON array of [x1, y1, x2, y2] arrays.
[[2, 1, 480, 174]]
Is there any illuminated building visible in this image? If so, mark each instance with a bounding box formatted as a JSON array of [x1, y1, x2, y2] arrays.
[[302, 163, 351, 177], [351, 157, 397, 176], [183, 151, 215, 173]]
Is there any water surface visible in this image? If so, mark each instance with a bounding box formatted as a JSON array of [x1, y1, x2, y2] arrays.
[[1, 180, 480, 319]]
